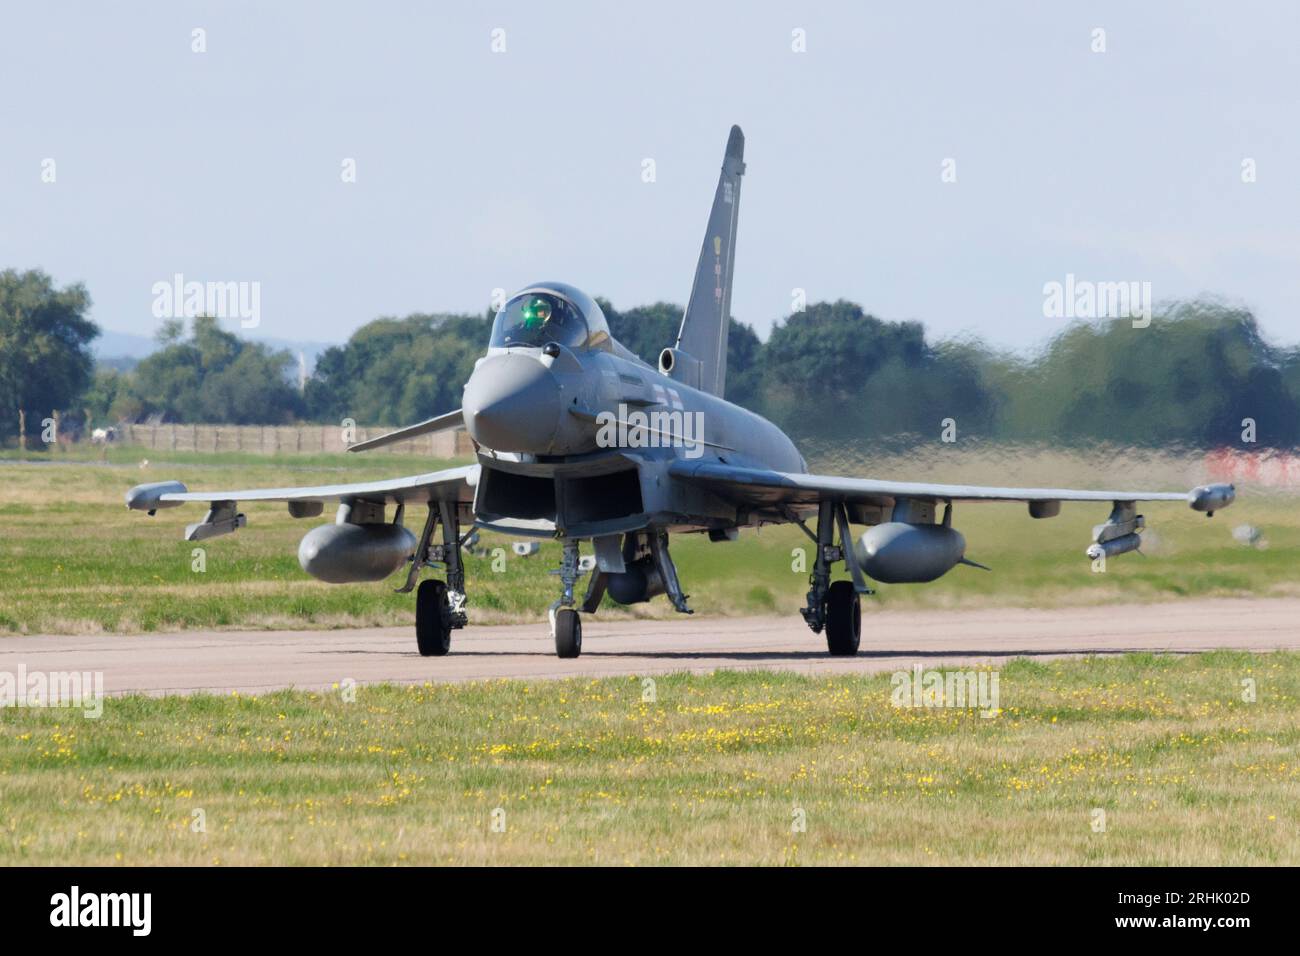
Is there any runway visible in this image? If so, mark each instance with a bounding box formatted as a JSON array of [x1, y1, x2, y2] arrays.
[[4, 597, 1298, 696]]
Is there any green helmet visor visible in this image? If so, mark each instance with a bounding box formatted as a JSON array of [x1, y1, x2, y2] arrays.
[[520, 296, 553, 329], [490, 291, 589, 350]]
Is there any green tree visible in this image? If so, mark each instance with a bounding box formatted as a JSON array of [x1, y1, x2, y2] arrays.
[[601, 299, 763, 405], [131, 315, 303, 424], [82, 367, 141, 425], [998, 302, 1298, 448], [602, 300, 680, 363], [305, 313, 489, 425], [756, 300, 998, 442], [0, 269, 99, 443]]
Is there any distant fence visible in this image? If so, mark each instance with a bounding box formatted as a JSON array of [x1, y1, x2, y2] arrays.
[[118, 423, 475, 457]]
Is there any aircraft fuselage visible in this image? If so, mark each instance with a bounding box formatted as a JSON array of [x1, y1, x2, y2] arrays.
[[464, 338, 805, 540]]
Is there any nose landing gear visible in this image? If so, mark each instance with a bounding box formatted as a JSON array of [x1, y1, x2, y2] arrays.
[[548, 538, 585, 657], [552, 607, 582, 658]]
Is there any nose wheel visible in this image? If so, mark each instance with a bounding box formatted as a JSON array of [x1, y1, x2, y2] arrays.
[[547, 538, 586, 657], [552, 607, 582, 658]]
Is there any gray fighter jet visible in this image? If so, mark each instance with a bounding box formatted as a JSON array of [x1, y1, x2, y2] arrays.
[[126, 126, 1236, 658]]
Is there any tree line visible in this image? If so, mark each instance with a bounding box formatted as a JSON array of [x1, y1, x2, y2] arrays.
[[4, 267, 1299, 449]]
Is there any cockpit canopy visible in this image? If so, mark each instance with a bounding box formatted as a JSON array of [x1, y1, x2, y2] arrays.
[[489, 282, 611, 351]]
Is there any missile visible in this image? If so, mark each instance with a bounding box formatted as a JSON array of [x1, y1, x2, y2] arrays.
[[1189, 483, 1235, 516], [1085, 532, 1142, 561]]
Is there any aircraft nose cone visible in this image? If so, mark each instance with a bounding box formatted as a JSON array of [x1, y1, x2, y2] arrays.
[[463, 353, 562, 453]]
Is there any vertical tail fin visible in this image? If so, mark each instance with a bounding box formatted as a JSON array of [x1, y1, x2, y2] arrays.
[[675, 125, 745, 396]]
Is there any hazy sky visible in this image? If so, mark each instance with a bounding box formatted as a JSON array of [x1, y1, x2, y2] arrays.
[[3, 1, 1298, 351]]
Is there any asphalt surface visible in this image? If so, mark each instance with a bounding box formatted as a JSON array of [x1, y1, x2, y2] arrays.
[[3, 598, 1298, 696]]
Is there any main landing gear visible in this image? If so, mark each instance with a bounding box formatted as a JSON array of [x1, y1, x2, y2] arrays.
[[799, 500, 870, 656], [416, 579, 453, 656], [823, 580, 861, 656], [401, 500, 469, 656]]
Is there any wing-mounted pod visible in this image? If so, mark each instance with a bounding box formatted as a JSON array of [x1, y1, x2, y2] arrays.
[[297, 500, 416, 584], [186, 500, 246, 542], [855, 522, 968, 583], [852, 500, 974, 584], [1189, 483, 1235, 516], [125, 480, 188, 515], [1085, 501, 1144, 561], [1085, 483, 1237, 562]]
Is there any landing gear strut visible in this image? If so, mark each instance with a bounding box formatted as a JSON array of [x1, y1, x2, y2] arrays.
[[402, 500, 469, 656], [549, 539, 584, 658], [550, 531, 691, 658], [650, 532, 692, 614], [799, 500, 870, 656]]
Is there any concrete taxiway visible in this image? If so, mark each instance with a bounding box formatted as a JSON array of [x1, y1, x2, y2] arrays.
[[3, 597, 1297, 696]]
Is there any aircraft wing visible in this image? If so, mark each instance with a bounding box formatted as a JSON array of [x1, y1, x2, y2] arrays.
[[669, 460, 1230, 513], [126, 464, 479, 539], [346, 408, 464, 453]]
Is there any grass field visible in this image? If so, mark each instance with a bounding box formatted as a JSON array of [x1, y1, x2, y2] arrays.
[[0, 445, 1296, 634], [0, 653, 1294, 865]]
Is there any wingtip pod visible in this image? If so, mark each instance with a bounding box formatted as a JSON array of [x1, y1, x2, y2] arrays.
[[1189, 483, 1236, 516], [125, 480, 188, 513]]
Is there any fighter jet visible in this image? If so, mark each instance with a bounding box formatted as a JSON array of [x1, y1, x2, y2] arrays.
[[126, 126, 1236, 658]]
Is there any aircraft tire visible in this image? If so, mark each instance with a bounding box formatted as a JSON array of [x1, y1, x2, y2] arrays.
[[824, 580, 861, 656], [554, 608, 582, 658], [416, 579, 452, 656]]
